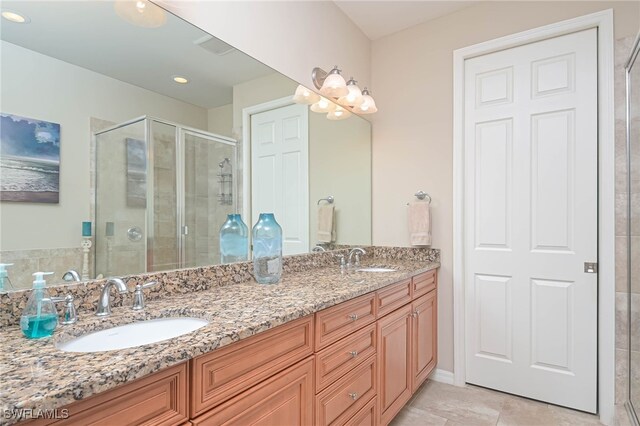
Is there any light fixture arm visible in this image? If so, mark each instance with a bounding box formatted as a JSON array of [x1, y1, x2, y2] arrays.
[[311, 67, 329, 90]]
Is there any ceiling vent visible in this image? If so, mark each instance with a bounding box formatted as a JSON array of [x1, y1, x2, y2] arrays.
[[194, 35, 236, 56]]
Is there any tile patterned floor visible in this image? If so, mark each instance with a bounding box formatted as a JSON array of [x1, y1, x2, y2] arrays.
[[390, 380, 603, 426]]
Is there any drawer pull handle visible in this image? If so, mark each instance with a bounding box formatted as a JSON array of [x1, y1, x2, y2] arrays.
[[349, 350, 358, 358], [414, 310, 420, 317], [348, 313, 358, 321], [348, 392, 358, 400]]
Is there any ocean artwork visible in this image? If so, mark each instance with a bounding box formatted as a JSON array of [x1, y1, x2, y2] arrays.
[[0, 113, 60, 203]]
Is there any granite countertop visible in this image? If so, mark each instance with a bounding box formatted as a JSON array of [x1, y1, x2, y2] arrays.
[[0, 259, 439, 423]]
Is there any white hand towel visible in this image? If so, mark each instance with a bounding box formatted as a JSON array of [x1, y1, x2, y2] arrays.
[[408, 201, 431, 246], [318, 204, 335, 243]]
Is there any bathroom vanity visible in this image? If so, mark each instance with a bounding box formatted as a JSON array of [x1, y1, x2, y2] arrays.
[[2, 251, 438, 426]]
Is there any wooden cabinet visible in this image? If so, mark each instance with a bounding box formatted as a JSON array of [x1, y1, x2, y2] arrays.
[[30, 268, 438, 426], [315, 293, 377, 350], [25, 363, 189, 426], [191, 357, 314, 426], [190, 316, 313, 417], [315, 323, 377, 393], [411, 291, 437, 393], [315, 355, 377, 426], [377, 304, 413, 426], [376, 279, 412, 318]]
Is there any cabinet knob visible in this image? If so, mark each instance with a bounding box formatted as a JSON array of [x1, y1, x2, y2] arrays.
[[348, 392, 358, 400], [348, 313, 358, 321], [414, 310, 420, 317], [349, 350, 358, 358]]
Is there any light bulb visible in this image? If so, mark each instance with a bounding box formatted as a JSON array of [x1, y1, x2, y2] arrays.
[[353, 88, 378, 114], [338, 78, 363, 107], [327, 105, 352, 120], [136, 1, 146, 12], [320, 66, 348, 98], [310, 97, 336, 113], [293, 85, 320, 105], [114, 0, 167, 28]]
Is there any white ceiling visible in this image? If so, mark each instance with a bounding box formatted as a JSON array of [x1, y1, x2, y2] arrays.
[[333, 1, 478, 40], [0, 1, 278, 109]]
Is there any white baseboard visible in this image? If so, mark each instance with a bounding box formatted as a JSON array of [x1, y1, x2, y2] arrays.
[[429, 368, 455, 385]]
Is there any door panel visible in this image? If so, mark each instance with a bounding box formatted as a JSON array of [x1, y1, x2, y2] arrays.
[[464, 28, 597, 412], [251, 104, 309, 255]]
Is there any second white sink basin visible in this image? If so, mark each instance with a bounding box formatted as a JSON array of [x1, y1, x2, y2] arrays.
[[57, 317, 209, 353], [357, 267, 397, 273]]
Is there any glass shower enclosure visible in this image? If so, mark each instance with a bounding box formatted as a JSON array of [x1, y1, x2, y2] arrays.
[[93, 116, 237, 277]]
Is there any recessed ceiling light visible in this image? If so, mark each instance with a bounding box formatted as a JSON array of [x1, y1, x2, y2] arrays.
[[172, 76, 189, 84], [1, 10, 30, 24]]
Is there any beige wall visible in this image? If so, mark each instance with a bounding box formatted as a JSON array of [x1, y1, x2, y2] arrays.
[[207, 104, 234, 138], [157, 0, 372, 93], [309, 113, 372, 246], [0, 41, 208, 252], [371, 1, 640, 373]]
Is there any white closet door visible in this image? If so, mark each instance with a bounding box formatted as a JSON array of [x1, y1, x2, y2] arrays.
[[464, 28, 598, 412], [251, 103, 309, 255]]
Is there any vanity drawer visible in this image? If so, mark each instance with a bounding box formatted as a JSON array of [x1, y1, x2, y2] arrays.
[[315, 355, 377, 426], [315, 293, 377, 350], [345, 396, 377, 426], [191, 357, 314, 426], [24, 362, 189, 426], [316, 323, 377, 392], [190, 315, 314, 417], [376, 279, 412, 318], [412, 270, 437, 299]]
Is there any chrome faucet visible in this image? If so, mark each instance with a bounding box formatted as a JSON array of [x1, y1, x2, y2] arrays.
[[347, 248, 366, 269], [51, 294, 78, 324], [132, 281, 158, 311], [312, 245, 327, 253], [96, 278, 128, 317], [62, 270, 81, 282]]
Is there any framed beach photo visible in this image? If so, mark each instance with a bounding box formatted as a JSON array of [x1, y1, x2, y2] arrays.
[[0, 113, 60, 203]]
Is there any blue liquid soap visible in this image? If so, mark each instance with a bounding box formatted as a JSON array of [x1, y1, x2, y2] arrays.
[[20, 272, 58, 339], [20, 314, 58, 339]]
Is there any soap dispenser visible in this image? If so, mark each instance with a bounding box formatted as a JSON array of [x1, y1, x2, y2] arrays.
[[20, 272, 58, 339], [0, 263, 14, 291]]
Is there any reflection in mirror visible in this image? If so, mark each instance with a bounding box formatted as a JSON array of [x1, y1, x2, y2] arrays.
[[0, 0, 371, 290], [627, 31, 640, 425]]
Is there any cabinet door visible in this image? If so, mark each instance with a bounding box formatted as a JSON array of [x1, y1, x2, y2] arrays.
[[191, 357, 314, 426], [377, 304, 412, 426], [411, 290, 437, 393]]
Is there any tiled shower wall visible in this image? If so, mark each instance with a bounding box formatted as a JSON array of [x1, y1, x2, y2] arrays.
[[615, 35, 637, 421]]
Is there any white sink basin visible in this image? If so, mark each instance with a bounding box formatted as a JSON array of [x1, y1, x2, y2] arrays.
[[56, 317, 209, 353], [357, 267, 397, 273]]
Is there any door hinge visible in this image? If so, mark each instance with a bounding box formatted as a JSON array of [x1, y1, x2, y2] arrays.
[[584, 262, 598, 273]]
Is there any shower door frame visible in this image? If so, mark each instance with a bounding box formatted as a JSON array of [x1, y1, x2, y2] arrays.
[[94, 116, 237, 274], [626, 30, 640, 426], [176, 126, 238, 268]]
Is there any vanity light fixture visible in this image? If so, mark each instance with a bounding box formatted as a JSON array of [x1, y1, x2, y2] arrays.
[[292, 85, 320, 105], [327, 105, 352, 121], [1, 10, 30, 23], [114, 0, 167, 28], [313, 66, 349, 98], [353, 88, 378, 114], [337, 78, 363, 107], [310, 97, 335, 113], [172, 75, 189, 84]]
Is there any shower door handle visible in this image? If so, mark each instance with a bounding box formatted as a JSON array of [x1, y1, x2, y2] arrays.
[[182, 225, 189, 236]]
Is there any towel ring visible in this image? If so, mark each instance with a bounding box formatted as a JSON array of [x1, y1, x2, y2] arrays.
[[406, 191, 431, 205], [318, 196, 335, 205]]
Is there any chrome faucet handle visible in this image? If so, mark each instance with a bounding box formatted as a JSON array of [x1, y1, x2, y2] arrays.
[[354, 253, 361, 267], [132, 281, 158, 311], [51, 294, 77, 324], [333, 254, 347, 273], [62, 270, 81, 282]]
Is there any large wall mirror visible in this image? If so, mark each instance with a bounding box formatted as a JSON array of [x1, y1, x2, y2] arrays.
[[0, 1, 372, 290]]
